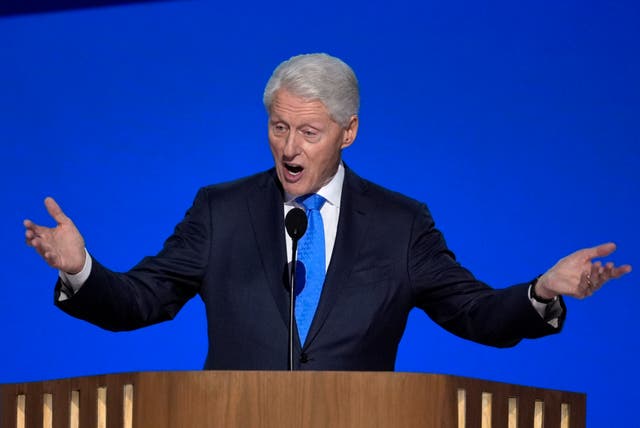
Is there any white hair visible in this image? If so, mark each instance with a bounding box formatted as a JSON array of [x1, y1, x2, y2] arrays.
[[263, 53, 360, 127]]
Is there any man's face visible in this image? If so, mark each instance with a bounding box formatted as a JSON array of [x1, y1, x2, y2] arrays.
[[268, 89, 358, 197]]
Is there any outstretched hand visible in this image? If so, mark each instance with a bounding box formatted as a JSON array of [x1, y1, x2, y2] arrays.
[[536, 242, 632, 300], [24, 197, 86, 274]]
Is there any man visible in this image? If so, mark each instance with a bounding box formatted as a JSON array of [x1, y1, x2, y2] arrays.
[[24, 53, 631, 370]]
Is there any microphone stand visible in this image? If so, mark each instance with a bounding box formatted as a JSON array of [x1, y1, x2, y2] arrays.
[[289, 238, 299, 371], [285, 207, 307, 371]]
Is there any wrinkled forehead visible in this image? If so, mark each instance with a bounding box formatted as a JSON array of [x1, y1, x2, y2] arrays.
[[268, 89, 332, 120]]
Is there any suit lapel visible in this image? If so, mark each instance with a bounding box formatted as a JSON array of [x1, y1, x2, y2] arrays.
[[303, 167, 373, 348], [246, 170, 291, 329]]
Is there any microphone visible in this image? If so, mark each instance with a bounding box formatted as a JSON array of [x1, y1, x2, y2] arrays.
[[285, 207, 307, 240], [284, 208, 307, 370]]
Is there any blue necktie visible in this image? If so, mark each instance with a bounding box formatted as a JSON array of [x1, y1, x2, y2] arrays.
[[295, 194, 326, 345]]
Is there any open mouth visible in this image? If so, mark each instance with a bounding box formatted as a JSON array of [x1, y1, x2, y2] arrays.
[[285, 163, 304, 176]]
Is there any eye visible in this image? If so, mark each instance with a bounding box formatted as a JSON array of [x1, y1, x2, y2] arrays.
[[272, 123, 288, 135], [300, 127, 320, 140]]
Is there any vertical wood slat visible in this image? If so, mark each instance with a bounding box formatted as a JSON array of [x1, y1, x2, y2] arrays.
[[457, 388, 466, 428], [534, 400, 544, 428], [508, 397, 518, 428], [123, 384, 134, 428], [561, 403, 570, 428], [481, 392, 492, 428], [15, 395, 25, 428], [42, 393, 53, 428], [97, 387, 107, 428], [70, 390, 80, 428]]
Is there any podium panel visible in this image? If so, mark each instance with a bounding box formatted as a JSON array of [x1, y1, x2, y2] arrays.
[[0, 371, 586, 428]]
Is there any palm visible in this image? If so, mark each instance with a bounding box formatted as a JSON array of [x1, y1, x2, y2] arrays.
[[538, 243, 632, 299], [24, 197, 86, 274]]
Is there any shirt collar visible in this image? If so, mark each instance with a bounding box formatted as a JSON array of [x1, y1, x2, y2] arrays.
[[284, 162, 344, 209]]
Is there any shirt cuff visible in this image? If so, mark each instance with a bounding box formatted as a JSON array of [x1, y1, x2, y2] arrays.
[[528, 284, 562, 328], [58, 248, 92, 301]]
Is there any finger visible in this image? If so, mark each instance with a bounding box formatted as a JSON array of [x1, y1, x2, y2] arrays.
[[588, 262, 610, 291], [593, 261, 603, 275], [24, 221, 52, 241], [23, 219, 44, 233], [24, 221, 47, 238], [27, 238, 51, 261], [610, 264, 633, 278], [600, 262, 615, 281], [25, 228, 35, 240], [589, 262, 602, 287], [590, 263, 632, 290], [44, 197, 70, 225], [580, 242, 617, 261], [28, 235, 50, 252]]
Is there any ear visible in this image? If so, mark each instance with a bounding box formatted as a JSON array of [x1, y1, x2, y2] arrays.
[[340, 115, 359, 149]]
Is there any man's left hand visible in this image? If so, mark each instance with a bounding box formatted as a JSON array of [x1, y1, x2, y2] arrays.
[[535, 242, 632, 300]]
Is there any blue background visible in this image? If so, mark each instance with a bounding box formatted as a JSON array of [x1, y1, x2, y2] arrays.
[[1, 1, 638, 425]]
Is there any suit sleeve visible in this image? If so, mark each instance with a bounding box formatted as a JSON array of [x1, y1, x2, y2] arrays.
[[55, 188, 212, 331], [408, 204, 565, 347]]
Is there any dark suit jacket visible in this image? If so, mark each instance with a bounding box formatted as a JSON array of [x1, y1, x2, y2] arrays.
[[56, 167, 564, 370]]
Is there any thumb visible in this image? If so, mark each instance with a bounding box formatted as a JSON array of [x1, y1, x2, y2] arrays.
[[579, 242, 617, 261], [44, 197, 70, 225]]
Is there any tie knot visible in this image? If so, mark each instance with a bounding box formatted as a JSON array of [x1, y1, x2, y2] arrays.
[[297, 194, 325, 211]]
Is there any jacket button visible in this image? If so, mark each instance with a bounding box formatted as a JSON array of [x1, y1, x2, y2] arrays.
[[300, 353, 309, 364]]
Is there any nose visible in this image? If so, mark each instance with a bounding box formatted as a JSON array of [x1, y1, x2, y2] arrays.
[[283, 130, 301, 159]]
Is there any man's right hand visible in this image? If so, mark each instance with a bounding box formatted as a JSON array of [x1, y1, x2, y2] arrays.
[[24, 197, 86, 274]]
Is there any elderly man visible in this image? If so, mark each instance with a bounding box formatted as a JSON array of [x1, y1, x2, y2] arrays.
[[24, 53, 631, 370]]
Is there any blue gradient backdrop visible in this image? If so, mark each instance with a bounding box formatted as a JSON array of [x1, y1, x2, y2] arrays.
[[1, 1, 638, 425]]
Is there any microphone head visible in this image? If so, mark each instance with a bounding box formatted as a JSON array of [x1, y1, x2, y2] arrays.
[[285, 207, 308, 240]]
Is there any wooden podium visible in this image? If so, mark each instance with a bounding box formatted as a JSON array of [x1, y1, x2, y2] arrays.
[[0, 371, 585, 427]]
